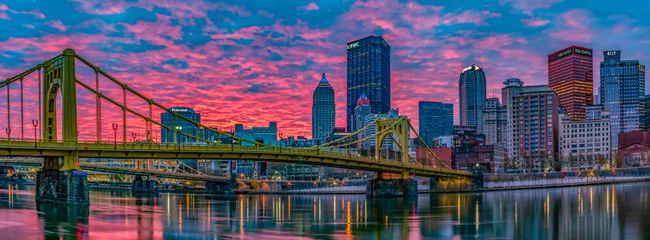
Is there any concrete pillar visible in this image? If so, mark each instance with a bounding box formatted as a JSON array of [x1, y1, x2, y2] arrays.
[[206, 175, 236, 194], [429, 177, 437, 191], [366, 173, 418, 197], [35, 169, 89, 205], [132, 175, 157, 193], [472, 167, 484, 188]]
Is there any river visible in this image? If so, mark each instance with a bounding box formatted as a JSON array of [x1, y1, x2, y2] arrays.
[[1, 182, 649, 239]]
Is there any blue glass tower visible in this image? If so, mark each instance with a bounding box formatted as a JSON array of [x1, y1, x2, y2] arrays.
[[600, 50, 646, 148], [346, 36, 390, 132], [418, 101, 453, 146], [161, 107, 201, 144], [459, 65, 487, 133]]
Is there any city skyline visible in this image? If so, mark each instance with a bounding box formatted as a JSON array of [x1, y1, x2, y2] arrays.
[[0, 1, 649, 138]]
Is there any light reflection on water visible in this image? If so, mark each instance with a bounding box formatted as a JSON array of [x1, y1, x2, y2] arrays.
[[0, 182, 650, 239]]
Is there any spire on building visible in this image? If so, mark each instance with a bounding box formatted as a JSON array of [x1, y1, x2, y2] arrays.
[[318, 72, 331, 87], [356, 92, 371, 106]]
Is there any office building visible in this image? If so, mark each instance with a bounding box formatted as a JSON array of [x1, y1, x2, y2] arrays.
[[643, 95, 650, 130], [418, 101, 453, 146], [509, 85, 560, 169], [353, 93, 372, 132], [482, 98, 507, 146], [559, 111, 611, 170], [346, 35, 390, 132], [234, 122, 278, 178], [362, 109, 399, 151], [600, 50, 646, 149], [502, 78, 525, 158], [161, 107, 201, 144], [312, 73, 336, 144], [548, 46, 594, 120], [458, 64, 487, 133]]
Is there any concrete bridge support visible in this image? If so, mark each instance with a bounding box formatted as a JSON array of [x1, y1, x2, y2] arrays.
[[132, 175, 158, 193], [206, 175, 237, 194], [35, 157, 89, 205], [366, 172, 418, 197]]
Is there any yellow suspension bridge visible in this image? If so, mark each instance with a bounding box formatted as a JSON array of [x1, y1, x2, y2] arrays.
[[0, 49, 471, 204]]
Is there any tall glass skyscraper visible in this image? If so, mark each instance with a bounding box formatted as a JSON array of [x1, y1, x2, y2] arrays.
[[600, 50, 646, 149], [312, 73, 335, 144], [346, 35, 390, 132], [418, 101, 453, 146], [458, 64, 486, 133], [548, 46, 593, 120]]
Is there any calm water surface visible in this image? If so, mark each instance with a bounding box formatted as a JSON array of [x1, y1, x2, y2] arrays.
[[1, 182, 650, 239]]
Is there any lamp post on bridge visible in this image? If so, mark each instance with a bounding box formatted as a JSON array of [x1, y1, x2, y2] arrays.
[[131, 132, 137, 143], [6, 127, 10, 141], [112, 123, 118, 149], [230, 130, 235, 152], [279, 133, 283, 153], [31, 119, 38, 147]]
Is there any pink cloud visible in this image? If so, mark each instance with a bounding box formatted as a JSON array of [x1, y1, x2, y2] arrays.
[[46, 20, 66, 31], [305, 2, 319, 11], [522, 18, 550, 27], [546, 9, 594, 43]]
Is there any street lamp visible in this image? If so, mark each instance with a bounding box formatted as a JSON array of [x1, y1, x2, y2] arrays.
[[279, 133, 283, 153], [112, 123, 118, 149], [230, 130, 235, 151], [5, 127, 10, 141], [31, 119, 38, 147], [131, 132, 137, 143]]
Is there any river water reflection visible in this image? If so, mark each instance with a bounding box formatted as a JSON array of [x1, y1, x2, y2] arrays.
[[1, 182, 650, 239]]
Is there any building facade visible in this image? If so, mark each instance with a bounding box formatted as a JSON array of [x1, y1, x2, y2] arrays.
[[643, 95, 650, 130], [618, 131, 650, 167], [559, 111, 611, 170], [600, 50, 646, 149], [548, 46, 594, 120], [482, 98, 507, 146], [502, 78, 525, 158], [346, 35, 390, 132], [233, 122, 279, 178], [458, 64, 487, 133], [353, 93, 372, 133], [361, 109, 399, 151], [161, 107, 201, 144], [418, 101, 453, 147], [509, 85, 560, 169], [312, 73, 336, 144]]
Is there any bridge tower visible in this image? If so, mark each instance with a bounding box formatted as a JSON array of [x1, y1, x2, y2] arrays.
[[367, 117, 418, 196], [35, 49, 89, 205]]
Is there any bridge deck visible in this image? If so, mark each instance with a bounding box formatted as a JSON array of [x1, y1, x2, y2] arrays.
[[0, 140, 472, 178]]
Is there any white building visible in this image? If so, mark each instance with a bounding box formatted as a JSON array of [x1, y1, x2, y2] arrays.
[[559, 110, 612, 170], [483, 98, 507, 146]]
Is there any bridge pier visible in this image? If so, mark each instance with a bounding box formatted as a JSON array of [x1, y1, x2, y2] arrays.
[[132, 176, 158, 193], [472, 167, 484, 188], [366, 172, 418, 197], [35, 157, 89, 205], [35, 170, 89, 205], [206, 176, 236, 194]]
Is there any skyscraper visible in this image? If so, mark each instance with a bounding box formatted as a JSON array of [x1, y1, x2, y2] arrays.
[[418, 101, 453, 146], [161, 107, 201, 144], [548, 45, 593, 120], [458, 64, 487, 133], [353, 93, 371, 132], [502, 78, 524, 158], [312, 73, 335, 144], [509, 85, 560, 168], [346, 35, 390, 132], [482, 98, 507, 146], [600, 50, 646, 149]]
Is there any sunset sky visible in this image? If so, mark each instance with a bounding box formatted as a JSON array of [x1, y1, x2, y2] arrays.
[[0, 0, 649, 138]]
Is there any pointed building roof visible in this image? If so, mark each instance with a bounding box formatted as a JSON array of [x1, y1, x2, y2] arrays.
[[356, 92, 371, 106], [317, 73, 331, 87]]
